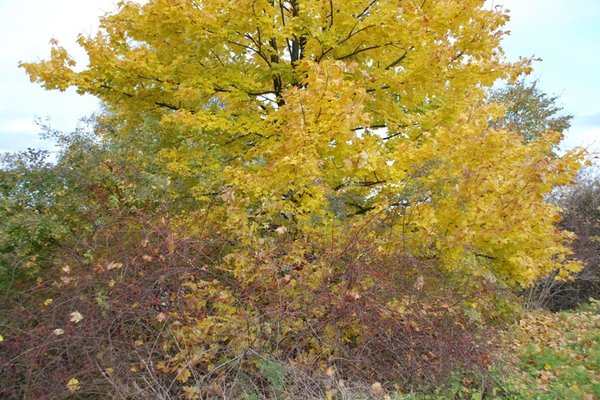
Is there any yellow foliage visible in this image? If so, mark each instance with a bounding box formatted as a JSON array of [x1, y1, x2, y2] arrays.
[[66, 378, 80, 392], [21, 0, 584, 383]]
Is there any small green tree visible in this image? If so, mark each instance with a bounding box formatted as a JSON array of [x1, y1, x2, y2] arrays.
[[489, 79, 572, 144], [0, 120, 173, 287]]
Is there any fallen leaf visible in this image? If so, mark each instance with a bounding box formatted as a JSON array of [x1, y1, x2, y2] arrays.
[[156, 312, 168, 322], [414, 276, 424, 291], [66, 378, 80, 392], [371, 382, 384, 396], [70, 311, 84, 324], [106, 261, 123, 271]]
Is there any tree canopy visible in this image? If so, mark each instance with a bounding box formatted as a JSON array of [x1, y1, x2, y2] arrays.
[[21, 0, 583, 285], [489, 79, 573, 144]]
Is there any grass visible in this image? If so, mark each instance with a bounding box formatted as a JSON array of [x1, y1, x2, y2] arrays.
[[390, 299, 600, 399], [504, 299, 600, 399]]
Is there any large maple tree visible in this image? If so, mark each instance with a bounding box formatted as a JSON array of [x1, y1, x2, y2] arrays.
[[15, 0, 590, 391], [22, 0, 583, 285]]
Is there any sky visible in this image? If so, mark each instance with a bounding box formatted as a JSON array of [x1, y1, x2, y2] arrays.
[[0, 0, 599, 154]]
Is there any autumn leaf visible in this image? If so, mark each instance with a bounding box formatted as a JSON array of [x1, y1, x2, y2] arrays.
[[106, 261, 123, 270], [156, 312, 168, 322], [66, 378, 80, 392], [414, 276, 424, 292], [177, 367, 191, 383], [69, 311, 83, 324], [371, 382, 385, 396]]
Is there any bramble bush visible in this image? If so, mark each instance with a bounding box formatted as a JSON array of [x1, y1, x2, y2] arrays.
[[524, 168, 600, 311]]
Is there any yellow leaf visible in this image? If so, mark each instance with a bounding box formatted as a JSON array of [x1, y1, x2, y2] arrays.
[[53, 328, 65, 336], [177, 367, 192, 383], [182, 385, 201, 400], [66, 378, 80, 392]]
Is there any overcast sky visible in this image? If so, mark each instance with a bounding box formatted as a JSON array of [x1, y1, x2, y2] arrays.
[[1, 0, 599, 154]]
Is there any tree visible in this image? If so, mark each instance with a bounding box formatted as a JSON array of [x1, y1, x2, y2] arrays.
[[17, 0, 586, 392], [21, 0, 582, 285], [489, 79, 573, 144], [0, 119, 176, 286]]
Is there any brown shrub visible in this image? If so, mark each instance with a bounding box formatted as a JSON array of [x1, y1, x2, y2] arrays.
[[1, 215, 505, 399], [525, 169, 600, 311]]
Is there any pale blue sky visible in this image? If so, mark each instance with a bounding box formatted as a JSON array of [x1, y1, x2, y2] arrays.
[[498, 0, 600, 152], [0, 0, 599, 153]]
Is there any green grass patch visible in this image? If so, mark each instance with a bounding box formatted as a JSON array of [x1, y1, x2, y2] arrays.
[[391, 299, 600, 399]]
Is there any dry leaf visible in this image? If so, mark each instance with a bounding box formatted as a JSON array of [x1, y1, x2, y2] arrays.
[[106, 261, 123, 270], [70, 311, 83, 324], [156, 312, 168, 322], [66, 378, 80, 392], [371, 382, 384, 396], [414, 276, 424, 291]]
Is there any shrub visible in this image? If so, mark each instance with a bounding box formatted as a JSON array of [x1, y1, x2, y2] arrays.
[[524, 168, 600, 311]]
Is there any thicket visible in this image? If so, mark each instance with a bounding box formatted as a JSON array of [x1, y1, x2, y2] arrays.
[[525, 169, 600, 311], [0, 127, 513, 398], [0, 1, 591, 398]]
